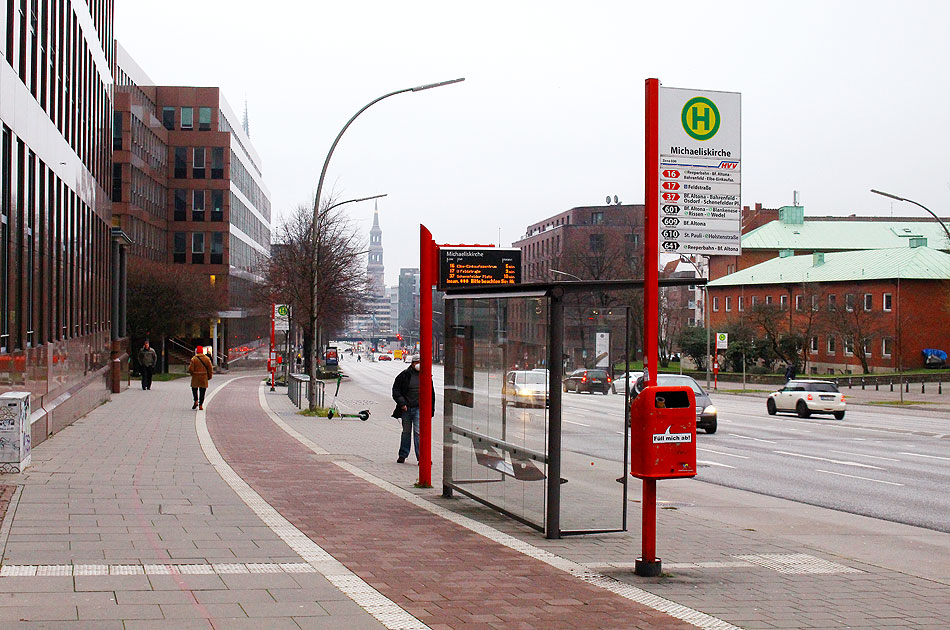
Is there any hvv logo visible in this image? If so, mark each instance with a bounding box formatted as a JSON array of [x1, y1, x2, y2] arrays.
[[719, 161, 739, 169]]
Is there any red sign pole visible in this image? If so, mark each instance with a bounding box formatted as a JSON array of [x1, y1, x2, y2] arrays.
[[640, 77, 661, 574], [419, 225, 437, 487], [269, 304, 277, 391]]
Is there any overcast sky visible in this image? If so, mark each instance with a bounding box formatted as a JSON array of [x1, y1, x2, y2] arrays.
[[116, 1, 950, 285]]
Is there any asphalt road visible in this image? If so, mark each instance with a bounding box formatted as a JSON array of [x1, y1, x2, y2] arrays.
[[342, 354, 950, 533]]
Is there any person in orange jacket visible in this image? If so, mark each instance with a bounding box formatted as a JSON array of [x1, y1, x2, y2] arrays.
[[188, 346, 214, 410]]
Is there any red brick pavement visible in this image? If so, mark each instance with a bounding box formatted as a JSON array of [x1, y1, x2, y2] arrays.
[[206, 377, 692, 630]]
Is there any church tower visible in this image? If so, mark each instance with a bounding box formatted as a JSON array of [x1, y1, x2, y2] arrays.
[[367, 204, 385, 296]]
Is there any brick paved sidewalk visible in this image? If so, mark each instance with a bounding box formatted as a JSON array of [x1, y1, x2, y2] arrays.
[[207, 376, 696, 630]]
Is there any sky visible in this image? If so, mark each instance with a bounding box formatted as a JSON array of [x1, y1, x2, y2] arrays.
[[115, 1, 950, 286]]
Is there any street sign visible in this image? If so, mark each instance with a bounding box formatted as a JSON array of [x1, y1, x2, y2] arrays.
[[716, 332, 728, 350], [274, 304, 290, 331], [438, 247, 521, 291], [658, 87, 741, 256]]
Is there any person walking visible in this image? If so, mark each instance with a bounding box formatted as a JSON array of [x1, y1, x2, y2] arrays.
[[784, 362, 797, 382], [137, 341, 157, 390], [391, 354, 434, 464], [188, 346, 214, 410]]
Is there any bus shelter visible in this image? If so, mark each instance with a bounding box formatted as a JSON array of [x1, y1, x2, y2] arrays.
[[441, 279, 695, 538]]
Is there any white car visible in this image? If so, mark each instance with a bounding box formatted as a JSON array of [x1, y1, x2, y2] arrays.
[[767, 379, 846, 419], [502, 370, 549, 408], [612, 371, 644, 394]]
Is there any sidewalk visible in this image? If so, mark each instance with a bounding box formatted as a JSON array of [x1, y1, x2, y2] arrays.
[[0, 372, 947, 629]]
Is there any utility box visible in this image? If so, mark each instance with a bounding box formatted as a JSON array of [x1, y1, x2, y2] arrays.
[[0, 391, 32, 472], [630, 385, 696, 480]]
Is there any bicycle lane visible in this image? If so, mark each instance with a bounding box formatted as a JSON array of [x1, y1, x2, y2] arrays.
[[204, 376, 701, 630]]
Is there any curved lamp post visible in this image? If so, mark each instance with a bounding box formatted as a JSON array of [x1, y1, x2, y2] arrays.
[[870, 189, 950, 245], [308, 78, 465, 408], [550, 269, 582, 281]]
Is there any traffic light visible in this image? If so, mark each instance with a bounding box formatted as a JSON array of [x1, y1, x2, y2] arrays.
[[397, 334, 403, 341]]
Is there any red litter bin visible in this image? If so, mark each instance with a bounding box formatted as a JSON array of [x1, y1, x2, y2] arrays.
[[630, 385, 697, 480]]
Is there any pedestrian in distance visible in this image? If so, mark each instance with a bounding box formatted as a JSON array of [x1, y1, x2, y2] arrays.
[[189, 346, 214, 410], [784, 362, 797, 382], [137, 341, 157, 390], [391, 354, 435, 464]]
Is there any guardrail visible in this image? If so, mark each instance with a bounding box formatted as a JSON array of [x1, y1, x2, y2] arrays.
[[833, 375, 945, 394], [288, 373, 324, 409]]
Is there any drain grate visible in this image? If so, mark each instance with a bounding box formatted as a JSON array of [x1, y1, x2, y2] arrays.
[[734, 553, 862, 575]]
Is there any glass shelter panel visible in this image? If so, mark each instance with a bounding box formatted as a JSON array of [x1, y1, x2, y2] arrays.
[[444, 296, 550, 531]]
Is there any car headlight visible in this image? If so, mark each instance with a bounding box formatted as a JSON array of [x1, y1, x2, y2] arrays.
[[518, 388, 530, 396], [702, 405, 716, 416]]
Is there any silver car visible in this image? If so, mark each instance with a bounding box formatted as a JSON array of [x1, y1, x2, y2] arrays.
[[633, 374, 717, 434]]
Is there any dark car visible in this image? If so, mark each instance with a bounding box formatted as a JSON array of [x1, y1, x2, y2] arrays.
[[562, 368, 611, 394], [632, 373, 717, 434]]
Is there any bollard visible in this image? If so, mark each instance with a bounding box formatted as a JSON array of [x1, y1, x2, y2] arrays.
[[905, 380, 910, 393], [921, 381, 926, 394], [875, 380, 879, 391], [889, 380, 893, 392], [940, 380, 943, 395], [848, 377, 852, 389], [861, 378, 865, 390]]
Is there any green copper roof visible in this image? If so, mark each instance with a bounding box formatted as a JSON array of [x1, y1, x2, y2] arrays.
[[742, 220, 950, 251], [708, 246, 950, 287]]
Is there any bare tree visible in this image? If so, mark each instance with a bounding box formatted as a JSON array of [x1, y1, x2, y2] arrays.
[[259, 201, 367, 398], [825, 292, 887, 374]]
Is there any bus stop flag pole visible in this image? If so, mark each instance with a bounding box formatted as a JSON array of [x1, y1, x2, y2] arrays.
[[419, 225, 437, 488]]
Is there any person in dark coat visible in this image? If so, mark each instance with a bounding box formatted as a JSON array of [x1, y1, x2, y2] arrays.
[[137, 341, 157, 390], [784, 362, 797, 382], [188, 346, 214, 410], [391, 354, 435, 464]]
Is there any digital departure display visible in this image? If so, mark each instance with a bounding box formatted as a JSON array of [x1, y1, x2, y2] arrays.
[[438, 248, 521, 290]]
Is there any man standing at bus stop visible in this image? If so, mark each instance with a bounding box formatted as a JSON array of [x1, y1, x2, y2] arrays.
[[391, 354, 434, 464]]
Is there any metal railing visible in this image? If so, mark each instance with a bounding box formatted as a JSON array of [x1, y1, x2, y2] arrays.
[[288, 373, 324, 409]]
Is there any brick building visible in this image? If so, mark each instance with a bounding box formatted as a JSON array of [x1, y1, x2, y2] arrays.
[[707, 243, 950, 373], [112, 44, 272, 358]]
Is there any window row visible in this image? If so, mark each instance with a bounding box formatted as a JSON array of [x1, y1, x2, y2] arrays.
[[173, 189, 224, 222], [172, 147, 225, 180], [229, 150, 270, 221], [172, 231, 224, 265], [162, 106, 213, 131], [712, 291, 895, 313], [808, 335, 894, 358], [229, 192, 269, 247]]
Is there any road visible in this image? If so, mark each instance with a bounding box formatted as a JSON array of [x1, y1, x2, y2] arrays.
[[340, 354, 950, 533]]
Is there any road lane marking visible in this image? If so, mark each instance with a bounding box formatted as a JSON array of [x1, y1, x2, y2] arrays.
[[772, 450, 883, 470], [697, 447, 749, 459], [900, 452, 950, 462], [815, 469, 904, 486], [729, 433, 777, 444], [698, 460, 735, 469], [830, 450, 900, 462], [564, 419, 591, 427]]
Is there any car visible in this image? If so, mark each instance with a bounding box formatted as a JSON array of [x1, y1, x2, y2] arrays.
[[632, 373, 717, 434], [377, 354, 392, 361], [502, 370, 549, 407], [612, 371, 644, 394], [562, 368, 611, 394], [767, 379, 846, 419]]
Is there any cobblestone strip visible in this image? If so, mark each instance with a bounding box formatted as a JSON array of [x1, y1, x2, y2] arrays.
[[0, 484, 20, 560], [199, 381, 430, 630]]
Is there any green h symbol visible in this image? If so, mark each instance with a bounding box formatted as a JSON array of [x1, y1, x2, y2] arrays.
[[691, 105, 710, 132]]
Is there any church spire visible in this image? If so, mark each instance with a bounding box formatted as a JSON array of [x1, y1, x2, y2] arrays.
[[372, 200, 380, 229]]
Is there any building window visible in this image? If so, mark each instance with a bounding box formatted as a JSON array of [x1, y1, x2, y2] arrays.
[[193, 190, 205, 221], [162, 107, 175, 130], [112, 112, 122, 150], [882, 337, 893, 357], [589, 233, 604, 251], [210, 232, 224, 264], [192, 232, 205, 264], [712, 296, 719, 312], [173, 232, 186, 263], [199, 107, 212, 131], [737, 295, 744, 311], [725, 296, 731, 312], [181, 107, 194, 130], [828, 294, 836, 311], [811, 294, 819, 311], [750, 295, 757, 307], [211, 147, 224, 179], [795, 294, 803, 311], [193, 148, 206, 179], [844, 337, 854, 356], [591, 211, 604, 224], [211, 190, 223, 221], [112, 163, 122, 201], [845, 294, 855, 312], [863, 338, 872, 357], [765, 295, 772, 305], [727, 264, 735, 274], [827, 336, 836, 354], [863, 293, 873, 311], [780, 294, 788, 310], [174, 147, 187, 178], [883, 293, 892, 312], [810, 336, 819, 353], [174, 190, 187, 221]]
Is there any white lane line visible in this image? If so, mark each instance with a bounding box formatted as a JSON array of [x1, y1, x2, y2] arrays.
[[259, 386, 741, 630], [564, 419, 591, 427], [698, 460, 735, 469], [900, 452, 950, 462], [697, 447, 749, 459], [815, 470, 904, 486], [728, 433, 777, 444], [193, 381, 431, 630], [772, 451, 883, 470], [829, 450, 900, 462]]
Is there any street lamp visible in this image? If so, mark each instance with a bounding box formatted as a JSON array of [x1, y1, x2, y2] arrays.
[[870, 189, 950, 245], [308, 78, 465, 408], [550, 269, 582, 281]]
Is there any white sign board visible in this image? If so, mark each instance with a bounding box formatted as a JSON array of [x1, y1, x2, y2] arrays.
[[595, 332, 610, 368], [716, 332, 729, 350], [274, 304, 290, 332], [658, 87, 741, 256]]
